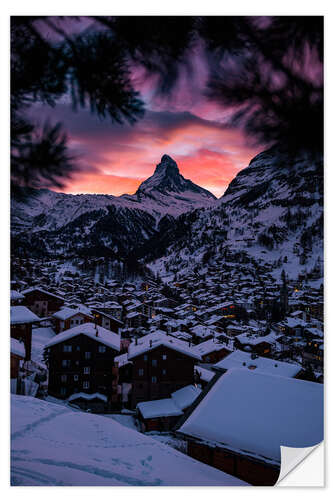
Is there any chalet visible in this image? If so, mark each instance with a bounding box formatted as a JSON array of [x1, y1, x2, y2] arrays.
[[91, 309, 123, 333], [212, 350, 302, 379], [10, 306, 40, 361], [52, 306, 94, 333], [233, 331, 277, 356], [45, 323, 121, 408], [136, 385, 201, 432], [302, 339, 324, 370], [126, 311, 148, 329], [191, 339, 231, 364], [67, 392, 109, 413], [21, 287, 65, 317], [128, 332, 201, 408], [278, 317, 307, 337], [177, 370, 323, 486]]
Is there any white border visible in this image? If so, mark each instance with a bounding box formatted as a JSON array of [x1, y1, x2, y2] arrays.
[[1, 1, 331, 498]]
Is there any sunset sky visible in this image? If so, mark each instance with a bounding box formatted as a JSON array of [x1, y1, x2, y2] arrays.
[[28, 19, 262, 198]]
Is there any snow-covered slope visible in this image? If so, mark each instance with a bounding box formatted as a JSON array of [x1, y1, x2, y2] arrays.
[[11, 395, 246, 486], [148, 146, 323, 280]]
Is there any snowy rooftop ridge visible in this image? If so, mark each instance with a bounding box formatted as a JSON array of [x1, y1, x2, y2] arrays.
[[45, 322, 121, 352]]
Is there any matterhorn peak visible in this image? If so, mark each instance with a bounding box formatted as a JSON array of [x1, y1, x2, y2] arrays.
[[135, 154, 216, 202], [154, 154, 179, 176]]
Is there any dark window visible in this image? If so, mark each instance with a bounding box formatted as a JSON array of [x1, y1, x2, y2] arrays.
[[98, 345, 106, 353], [152, 359, 157, 367], [151, 376, 157, 383], [85, 352, 91, 359]]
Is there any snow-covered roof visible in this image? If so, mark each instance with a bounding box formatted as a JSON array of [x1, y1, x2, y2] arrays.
[[213, 350, 301, 378], [171, 385, 201, 411], [195, 365, 215, 383], [10, 306, 40, 324], [45, 323, 120, 352], [191, 324, 215, 338], [137, 398, 183, 419], [68, 392, 107, 403], [21, 287, 65, 301], [128, 331, 201, 361], [235, 331, 277, 346], [11, 395, 246, 485], [192, 338, 227, 356], [10, 290, 24, 300], [10, 338, 25, 358], [179, 369, 323, 463], [53, 306, 93, 320]]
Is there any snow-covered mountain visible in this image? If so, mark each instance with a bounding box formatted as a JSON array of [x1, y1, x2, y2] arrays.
[[147, 146, 323, 281], [11, 155, 217, 258], [11, 146, 323, 280], [11, 155, 216, 234]]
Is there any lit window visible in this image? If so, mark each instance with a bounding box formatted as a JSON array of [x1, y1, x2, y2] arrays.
[[162, 354, 167, 360], [98, 345, 106, 353], [162, 369, 166, 375], [85, 352, 91, 359], [83, 381, 90, 389], [151, 376, 157, 383], [83, 367, 90, 375]]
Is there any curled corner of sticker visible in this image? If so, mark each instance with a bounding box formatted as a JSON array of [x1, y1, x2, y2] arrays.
[[276, 442, 324, 486]]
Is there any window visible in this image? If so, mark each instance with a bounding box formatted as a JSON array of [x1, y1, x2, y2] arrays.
[[143, 355, 148, 361], [61, 374, 67, 382], [63, 345, 72, 352], [151, 376, 157, 383], [152, 359, 157, 367], [162, 354, 167, 360], [138, 369, 144, 376], [85, 352, 91, 359], [62, 360, 70, 367], [83, 381, 90, 389], [98, 345, 106, 353], [60, 387, 66, 396], [76, 346, 80, 351], [162, 369, 167, 375], [83, 367, 90, 375], [74, 374, 79, 382]]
